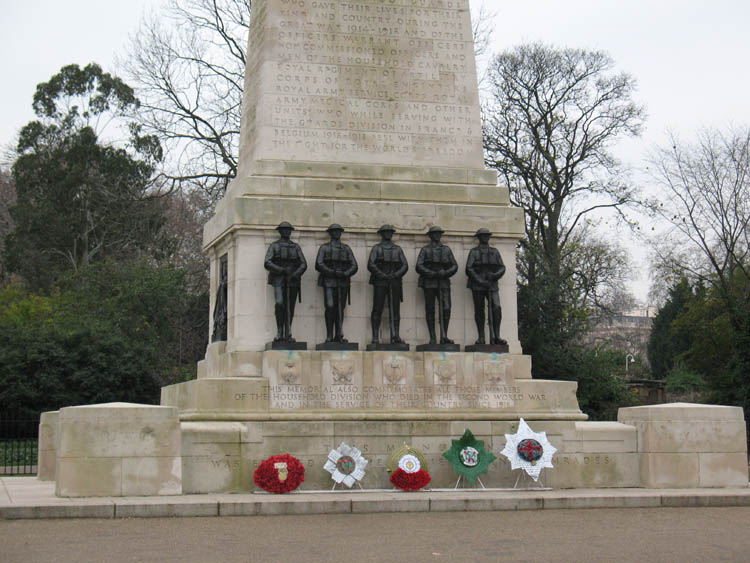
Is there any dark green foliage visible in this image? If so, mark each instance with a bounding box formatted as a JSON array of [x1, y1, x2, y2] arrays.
[[4, 63, 165, 290], [0, 261, 207, 420], [648, 279, 697, 379], [650, 277, 750, 414], [528, 343, 637, 420], [664, 364, 706, 395]]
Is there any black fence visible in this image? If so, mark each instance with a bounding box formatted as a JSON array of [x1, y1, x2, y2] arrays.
[[0, 413, 38, 475]]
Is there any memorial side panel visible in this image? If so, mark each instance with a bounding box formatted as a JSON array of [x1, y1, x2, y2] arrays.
[[251, 0, 484, 168]]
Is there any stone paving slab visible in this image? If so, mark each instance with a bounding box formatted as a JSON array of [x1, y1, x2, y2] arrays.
[[2, 476, 749, 520]]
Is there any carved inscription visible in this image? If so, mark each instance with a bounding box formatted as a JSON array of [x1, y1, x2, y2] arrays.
[[253, 0, 484, 167], [269, 383, 528, 409]]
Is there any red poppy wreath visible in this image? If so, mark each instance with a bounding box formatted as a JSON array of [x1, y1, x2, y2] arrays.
[[254, 454, 305, 494]]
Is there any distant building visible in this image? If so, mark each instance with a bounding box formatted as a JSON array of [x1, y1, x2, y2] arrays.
[[585, 306, 656, 365]]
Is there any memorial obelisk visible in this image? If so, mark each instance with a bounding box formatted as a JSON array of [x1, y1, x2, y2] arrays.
[[200, 0, 525, 378]]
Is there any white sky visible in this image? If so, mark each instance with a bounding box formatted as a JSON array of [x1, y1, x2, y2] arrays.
[[2, 0, 749, 302]]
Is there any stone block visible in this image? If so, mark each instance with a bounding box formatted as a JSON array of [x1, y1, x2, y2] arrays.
[[698, 453, 749, 487], [57, 403, 180, 458], [618, 402, 748, 488], [181, 456, 243, 494], [619, 402, 745, 422], [640, 453, 701, 488], [161, 378, 270, 415], [577, 421, 638, 453], [632, 419, 746, 454], [121, 457, 182, 497], [55, 403, 182, 497], [56, 457, 122, 497], [37, 410, 59, 481], [547, 452, 641, 489]]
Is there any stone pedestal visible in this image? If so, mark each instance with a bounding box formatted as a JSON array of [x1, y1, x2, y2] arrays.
[[618, 403, 749, 488], [55, 403, 182, 497]]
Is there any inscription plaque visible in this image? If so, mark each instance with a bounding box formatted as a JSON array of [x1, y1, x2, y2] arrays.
[[244, 0, 485, 169]]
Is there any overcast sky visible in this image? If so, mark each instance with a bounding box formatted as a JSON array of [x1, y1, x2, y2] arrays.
[[2, 0, 749, 302]]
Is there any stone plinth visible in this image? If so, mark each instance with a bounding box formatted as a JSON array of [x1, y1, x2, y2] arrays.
[[162, 350, 586, 422], [618, 403, 749, 488], [37, 410, 59, 481], [176, 419, 637, 493], [55, 403, 182, 497]]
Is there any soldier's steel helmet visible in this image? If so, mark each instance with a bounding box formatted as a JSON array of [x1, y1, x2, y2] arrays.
[[427, 225, 445, 234], [276, 221, 294, 231], [327, 223, 344, 232], [378, 224, 396, 233], [474, 228, 492, 237]]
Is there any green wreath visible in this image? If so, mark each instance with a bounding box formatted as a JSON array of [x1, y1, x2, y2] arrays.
[[442, 428, 496, 483]]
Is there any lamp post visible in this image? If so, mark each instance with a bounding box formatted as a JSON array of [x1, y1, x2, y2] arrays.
[[625, 354, 635, 377]]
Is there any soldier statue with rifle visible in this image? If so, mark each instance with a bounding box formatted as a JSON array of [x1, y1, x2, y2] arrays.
[[264, 222, 307, 346], [465, 228, 507, 350], [416, 226, 458, 349], [367, 224, 408, 349], [315, 224, 358, 346]]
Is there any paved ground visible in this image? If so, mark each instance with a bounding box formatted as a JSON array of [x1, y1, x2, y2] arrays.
[[2, 507, 750, 562]]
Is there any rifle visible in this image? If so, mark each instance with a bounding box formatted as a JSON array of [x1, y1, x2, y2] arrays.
[[437, 276, 446, 342], [387, 281, 396, 343], [285, 279, 292, 340], [486, 283, 495, 344]]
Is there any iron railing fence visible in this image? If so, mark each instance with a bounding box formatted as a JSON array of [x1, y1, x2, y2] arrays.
[[0, 412, 38, 475]]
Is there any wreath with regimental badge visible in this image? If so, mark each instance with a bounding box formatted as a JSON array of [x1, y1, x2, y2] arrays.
[[387, 445, 431, 491], [442, 428, 496, 484], [254, 454, 305, 493]]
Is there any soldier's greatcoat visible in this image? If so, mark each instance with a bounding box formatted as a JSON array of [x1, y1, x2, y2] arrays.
[[465, 246, 505, 291]]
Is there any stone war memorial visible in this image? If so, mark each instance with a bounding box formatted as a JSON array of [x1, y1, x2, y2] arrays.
[[38, 0, 747, 497]]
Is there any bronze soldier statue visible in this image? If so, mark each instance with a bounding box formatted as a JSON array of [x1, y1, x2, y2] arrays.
[[368, 224, 408, 346], [315, 224, 358, 343], [466, 228, 507, 347], [211, 254, 228, 342], [416, 226, 458, 346], [264, 222, 307, 343]]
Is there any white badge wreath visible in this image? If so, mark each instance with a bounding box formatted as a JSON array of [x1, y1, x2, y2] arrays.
[[323, 442, 369, 488], [500, 418, 557, 481]]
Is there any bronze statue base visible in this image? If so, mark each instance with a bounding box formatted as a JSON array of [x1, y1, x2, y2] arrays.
[[366, 342, 410, 351], [315, 342, 359, 351], [416, 343, 461, 352], [465, 343, 509, 354], [265, 341, 308, 351]]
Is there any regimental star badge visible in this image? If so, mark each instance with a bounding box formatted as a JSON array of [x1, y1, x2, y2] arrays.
[[442, 428, 496, 484], [323, 442, 368, 488], [500, 418, 557, 481]]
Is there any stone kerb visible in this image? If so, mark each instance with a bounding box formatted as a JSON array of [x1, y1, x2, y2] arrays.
[[618, 403, 749, 488], [55, 403, 182, 497]]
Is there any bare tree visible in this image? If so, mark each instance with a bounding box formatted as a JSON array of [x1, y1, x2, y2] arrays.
[[472, 2, 495, 59], [121, 0, 251, 206], [483, 43, 645, 267], [482, 43, 645, 367], [648, 127, 750, 324]]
